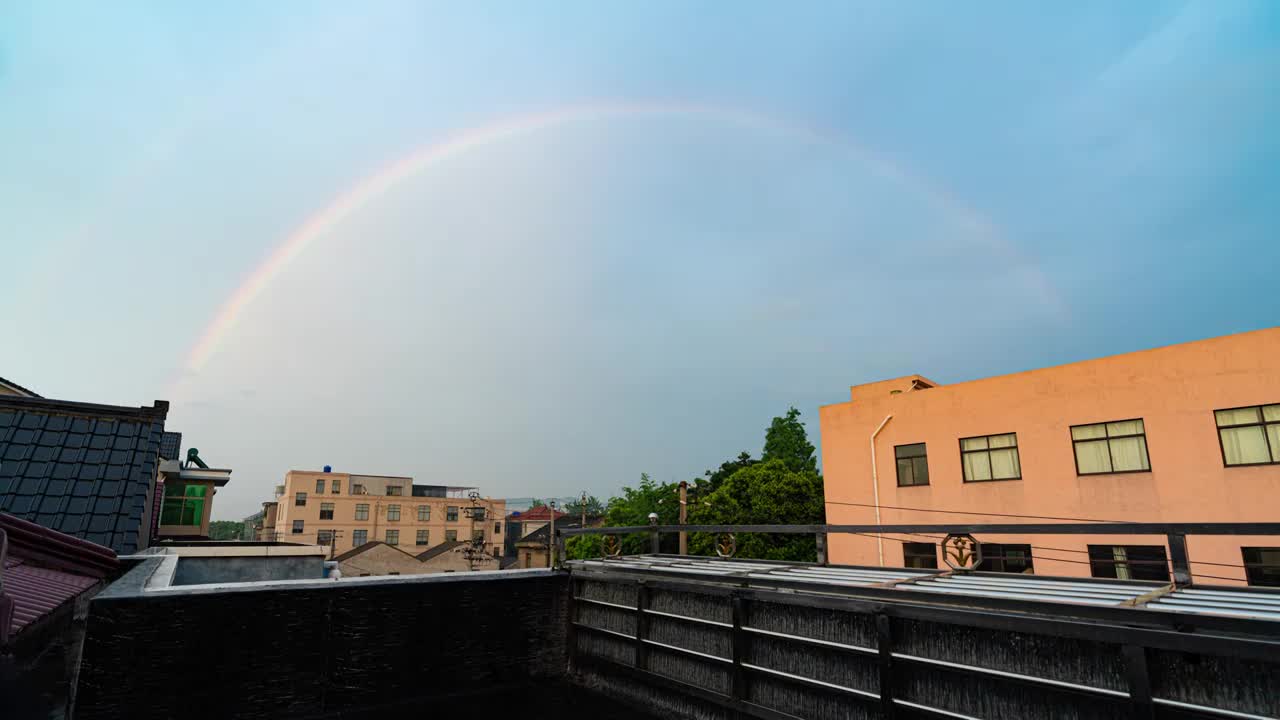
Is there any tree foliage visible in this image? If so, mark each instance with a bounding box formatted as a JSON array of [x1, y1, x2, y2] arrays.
[[208, 520, 245, 541], [564, 494, 605, 519], [566, 474, 678, 559], [529, 498, 546, 508], [762, 406, 817, 473], [701, 451, 757, 494]]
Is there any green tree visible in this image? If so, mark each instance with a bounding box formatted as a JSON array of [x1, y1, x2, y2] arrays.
[[762, 407, 817, 473], [701, 451, 756, 494], [529, 498, 546, 508], [566, 473, 678, 559], [564, 494, 604, 520], [689, 459, 824, 561], [208, 520, 245, 541]]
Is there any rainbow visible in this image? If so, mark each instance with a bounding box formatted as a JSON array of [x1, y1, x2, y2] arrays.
[[180, 100, 1051, 376]]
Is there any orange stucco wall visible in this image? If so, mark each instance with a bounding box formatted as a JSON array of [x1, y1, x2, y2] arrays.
[[819, 327, 1280, 585]]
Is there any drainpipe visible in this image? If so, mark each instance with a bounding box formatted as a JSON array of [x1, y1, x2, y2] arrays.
[[870, 415, 893, 567]]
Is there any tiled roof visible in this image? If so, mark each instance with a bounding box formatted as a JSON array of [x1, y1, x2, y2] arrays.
[[0, 512, 118, 646], [0, 395, 168, 554], [414, 540, 464, 561], [507, 505, 566, 522], [0, 376, 41, 398], [159, 432, 182, 461]]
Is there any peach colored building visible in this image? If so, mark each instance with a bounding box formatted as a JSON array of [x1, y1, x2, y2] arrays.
[[820, 327, 1280, 586], [266, 470, 505, 560]]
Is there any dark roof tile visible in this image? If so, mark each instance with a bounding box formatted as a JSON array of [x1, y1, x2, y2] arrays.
[[0, 396, 167, 554], [0, 411, 15, 427]]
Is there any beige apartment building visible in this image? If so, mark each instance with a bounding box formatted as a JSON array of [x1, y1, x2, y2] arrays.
[[264, 469, 506, 559]]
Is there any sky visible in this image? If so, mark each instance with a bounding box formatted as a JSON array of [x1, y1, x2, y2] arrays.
[[2, 1, 1277, 520]]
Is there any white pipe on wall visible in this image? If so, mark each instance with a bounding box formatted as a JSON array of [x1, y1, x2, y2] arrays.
[[869, 414, 893, 567]]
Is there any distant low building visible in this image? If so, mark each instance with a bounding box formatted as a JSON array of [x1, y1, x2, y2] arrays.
[[333, 539, 498, 577]]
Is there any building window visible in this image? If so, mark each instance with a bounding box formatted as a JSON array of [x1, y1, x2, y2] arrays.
[[960, 433, 1021, 482], [447, 506, 459, 522], [494, 522, 501, 535], [976, 543, 1034, 574], [1071, 419, 1151, 475], [903, 542, 937, 569], [291, 520, 304, 534], [355, 503, 369, 521], [315, 478, 325, 493], [387, 504, 401, 521], [417, 530, 429, 546], [317, 529, 333, 546], [894, 443, 929, 487], [353, 483, 365, 495], [1243, 547, 1280, 587], [295, 492, 307, 506], [417, 505, 430, 522], [352, 529, 368, 546], [1216, 405, 1280, 466], [332, 478, 341, 494], [387, 485, 403, 496], [1088, 545, 1168, 581], [386, 530, 399, 545], [319, 502, 334, 520], [446, 529, 457, 542], [473, 529, 485, 542]]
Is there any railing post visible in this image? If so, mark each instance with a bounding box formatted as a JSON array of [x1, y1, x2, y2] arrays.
[[635, 581, 650, 670], [1167, 533, 1191, 586], [816, 531, 828, 566], [1122, 645, 1154, 720], [731, 593, 750, 708], [877, 613, 896, 719]]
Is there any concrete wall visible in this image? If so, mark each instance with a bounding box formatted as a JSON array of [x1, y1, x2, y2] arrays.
[[338, 543, 435, 577], [171, 556, 322, 585], [76, 564, 569, 719], [819, 327, 1280, 580]]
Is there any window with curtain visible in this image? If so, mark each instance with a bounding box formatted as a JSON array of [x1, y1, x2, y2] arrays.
[[895, 443, 930, 486], [1088, 545, 1168, 581], [416, 530, 429, 546], [960, 433, 1021, 482], [331, 478, 340, 494], [1071, 419, 1150, 474], [417, 505, 430, 521], [355, 503, 369, 521], [903, 542, 937, 569], [447, 506, 460, 521], [1243, 547, 1280, 587], [1216, 405, 1280, 466], [385, 530, 399, 545], [352, 529, 367, 546], [387, 504, 401, 521], [291, 520, 304, 534], [317, 530, 333, 546], [315, 478, 325, 493], [446, 530, 458, 542], [319, 502, 334, 520], [295, 492, 307, 506]]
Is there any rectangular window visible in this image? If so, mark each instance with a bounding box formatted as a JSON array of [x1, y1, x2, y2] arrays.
[[317, 529, 333, 546], [1243, 547, 1280, 587], [319, 502, 334, 520], [417, 505, 430, 522], [352, 529, 368, 546], [446, 529, 457, 542], [473, 529, 485, 542], [291, 520, 304, 534], [960, 433, 1021, 482], [977, 543, 1034, 574], [295, 492, 307, 507], [315, 478, 325, 493], [387, 504, 401, 521], [1088, 545, 1168, 581], [1072, 419, 1151, 475], [353, 483, 365, 495], [355, 503, 369, 521], [332, 478, 341, 494], [385, 530, 399, 546], [447, 506, 459, 522], [417, 530, 429, 546], [1216, 405, 1280, 466], [471, 507, 486, 521], [903, 542, 937, 569], [895, 443, 929, 487], [387, 485, 403, 496], [494, 522, 501, 535]]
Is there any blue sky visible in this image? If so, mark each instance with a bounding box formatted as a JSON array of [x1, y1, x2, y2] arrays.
[[2, 2, 1277, 519]]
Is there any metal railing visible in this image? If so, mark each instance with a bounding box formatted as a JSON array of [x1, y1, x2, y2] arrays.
[[558, 521, 1280, 586]]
